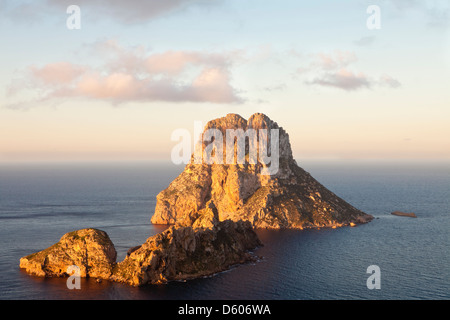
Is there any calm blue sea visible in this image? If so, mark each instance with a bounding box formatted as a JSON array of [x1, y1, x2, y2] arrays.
[[0, 161, 449, 300]]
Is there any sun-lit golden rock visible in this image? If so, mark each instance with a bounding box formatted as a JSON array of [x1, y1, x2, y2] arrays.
[[152, 113, 373, 229], [19, 228, 117, 279]]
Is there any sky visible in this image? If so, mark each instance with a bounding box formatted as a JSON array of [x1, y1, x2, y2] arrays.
[[0, 0, 449, 163]]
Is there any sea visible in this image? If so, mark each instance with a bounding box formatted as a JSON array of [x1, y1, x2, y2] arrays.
[[0, 160, 449, 300]]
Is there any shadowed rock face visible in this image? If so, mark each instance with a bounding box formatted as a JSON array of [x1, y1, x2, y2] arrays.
[[151, 113, 373, 229], [111, 219, 261, 286]]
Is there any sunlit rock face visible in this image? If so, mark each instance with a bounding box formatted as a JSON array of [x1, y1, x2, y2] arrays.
[[152, 113, 373, 229], [19, 228, 117, 279]]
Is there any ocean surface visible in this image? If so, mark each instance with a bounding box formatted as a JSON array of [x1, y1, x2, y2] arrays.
[[0, 160, 449, 300]]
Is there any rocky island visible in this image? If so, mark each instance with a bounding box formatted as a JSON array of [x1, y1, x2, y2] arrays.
[[391, 211, 417, 218], [19, 113, 372, 286], [19, 228, 117, 279], [152, 113, 373, 229]]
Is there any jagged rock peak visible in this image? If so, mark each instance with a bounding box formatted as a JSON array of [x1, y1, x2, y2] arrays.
[[197, 113, 293, 163], [152, 113, 373, 229], [203, 112, 280, 130]]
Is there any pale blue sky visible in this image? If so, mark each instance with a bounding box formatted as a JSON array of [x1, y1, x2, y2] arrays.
[[1, 0, 449, 162]]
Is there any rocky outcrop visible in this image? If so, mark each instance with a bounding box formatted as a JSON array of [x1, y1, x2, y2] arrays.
[[20, 219, 261, 286], [19, 228, 117, 279], [391, 211, 417, 218], [111, 219, 261, 286], [152, 113, 373, 229]]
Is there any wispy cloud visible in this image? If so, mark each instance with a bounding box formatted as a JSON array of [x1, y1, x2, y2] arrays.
[[294, 50, 401, 91], [261, 84, 287, 92], [48, 0, 218, 23], [378, 74, 401, 88], [5, 41, 244, 108], [1, 0, 221, 24], [354, 36, 376, 47], [307, 69, 371, 91], [313, 51, 357, 70]]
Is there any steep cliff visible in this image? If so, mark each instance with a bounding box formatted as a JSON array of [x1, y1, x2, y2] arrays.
[[111, 219, 261, 286], [152, 113, 373, 229]]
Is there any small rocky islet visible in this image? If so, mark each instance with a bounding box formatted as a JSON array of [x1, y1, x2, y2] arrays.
[[391, 211, 417, 218], [19, 113, 373, 286]]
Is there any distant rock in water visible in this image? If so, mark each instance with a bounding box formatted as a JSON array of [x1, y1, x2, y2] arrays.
[[391, 211, 417, 218], [19, 228, 117, 279], [151, 113, 373, 229]]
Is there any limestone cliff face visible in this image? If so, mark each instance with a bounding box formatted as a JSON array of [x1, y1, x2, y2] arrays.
[[152, 113, 373, 229], [19, 228, 117, 279]]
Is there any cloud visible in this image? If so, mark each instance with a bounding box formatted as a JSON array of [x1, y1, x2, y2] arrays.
[[50, 0, 215, 23], [1, 0, 221, 24], [378, 74, 401, 88], [308, 69, 370, 91], [354, 36, 376, 46], [6, 41, 244, 108], [261, 84, 287, 92], [295, 50, 401, 91], [71, 67, 239, 104], [190, 68, 238, 103], [313, 51, 357, 70], [29, 62, 86, 85]]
